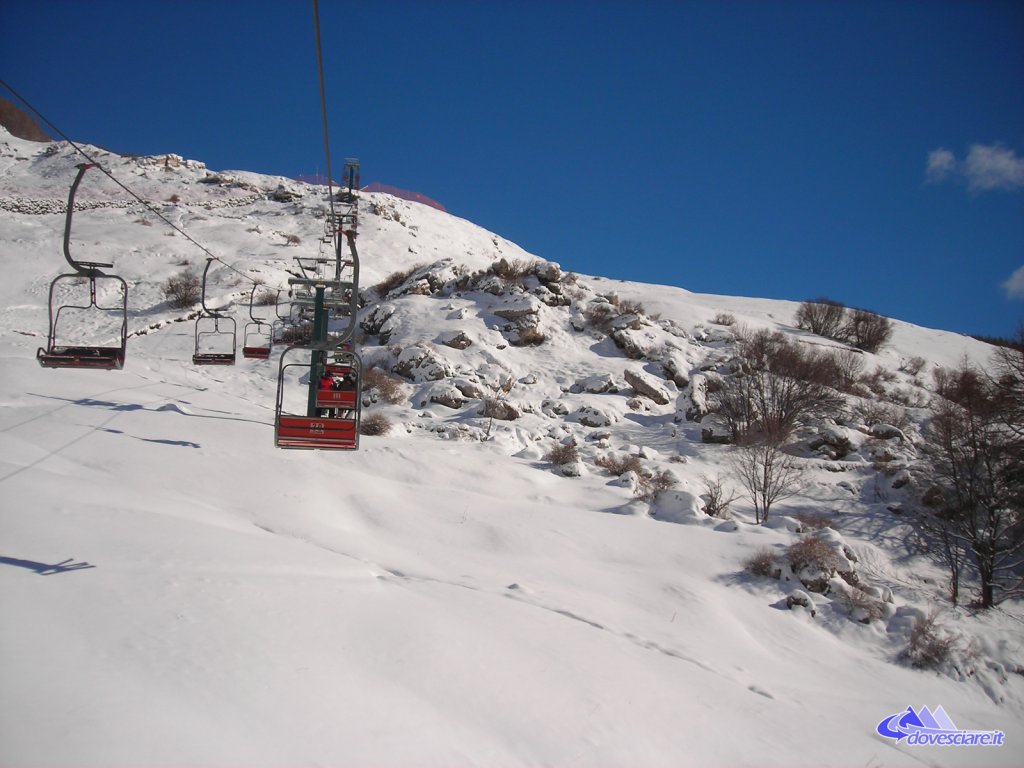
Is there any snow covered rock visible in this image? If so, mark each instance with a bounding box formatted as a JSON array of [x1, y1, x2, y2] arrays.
[[393, 344, 454, 382], [570, 373, 619, 394], [624, 368, 671, 405]]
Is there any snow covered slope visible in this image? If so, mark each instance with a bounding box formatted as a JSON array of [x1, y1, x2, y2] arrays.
[[1, 127, 1020, 767]]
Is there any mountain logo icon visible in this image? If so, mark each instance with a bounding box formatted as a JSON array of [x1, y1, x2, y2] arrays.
[[876, 706, 1004, 747]]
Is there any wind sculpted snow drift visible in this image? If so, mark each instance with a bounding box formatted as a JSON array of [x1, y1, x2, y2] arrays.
[[0, 126, 1021, 767]]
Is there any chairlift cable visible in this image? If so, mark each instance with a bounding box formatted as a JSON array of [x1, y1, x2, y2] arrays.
[[0, 78, 285, 295], [311, 0, 337, 223]]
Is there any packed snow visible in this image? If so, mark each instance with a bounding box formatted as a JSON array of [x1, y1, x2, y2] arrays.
[[1, 126, 1021, 767]]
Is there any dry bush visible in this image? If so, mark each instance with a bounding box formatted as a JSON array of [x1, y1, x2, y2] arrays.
[[840, 587, 887, 624], [168, 193, 181, 204], [744, 547, 778, 578], [794, 298, 847, 338], [635, 469, 677, 501], [617, 299, 646, 316], [363, 367, 404, 404], [843, 308, 893, 353], [860, 365, 900, 397], [594, 453, 644, 476], [163, 269, 201, 308], [711, 312, 736, 326], [583, 302, 617, 333], [903, 610, 955, 669], [359, 412, 391, 436], [284, 233, 302, 246], [794, 511, 834, 530], [254, 289, 278, 306], [787, 535, 842, 574], [701, 473, 738, 518], [374, 264, 423, 296], [853, 400, 911, 431], [546, 441, 579, 466], [901, 356, 927, 376], [511, 326, 546, 346], [488, 257, 533, 281]]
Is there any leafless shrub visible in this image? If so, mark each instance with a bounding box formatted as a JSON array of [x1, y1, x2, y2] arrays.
[[488, 257, 533, 281], [744, 547, 778, 578], [254, 289, 278, 306], [584, 302, 617, 333], [700, 473, 738, 518], [787, 535, 842, 574], [162, 268, 201, 308], [794, 511, 834, 530], [546, 440, 579, 466], [853, 400, 911, 431], [840, 587, 887, 624], [794, 298, 846, 338], [635, 469, 677, 502], [168, 193, 181, 204], [830, 348, 866, 392], [374, 264, 423, 296], [903, 610, 955, 669], [901, 356, 927, 376], [843, 308, 893, 353], [511, 326, 546, 346], [283, 233, 301, 246], [711, 312, 736, 326], [594, 453, 644, 476], [363, 367, 404, 404], [618, 299, 646, 316], [359, 412, 391, 436]]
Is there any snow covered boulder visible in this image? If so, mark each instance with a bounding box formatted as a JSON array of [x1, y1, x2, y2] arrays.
[[480, 398, 520, 421], [649, 490, 707, 525], [786, 590, 816, 617], [393, 344, 454, 382], [869, 423, 906, 442], [439, 330, 473, 350], [573, 405, 616, 428], [360, 303, 397, 339], [570, 373, 619, 394], [541, 398, 570, 417], [426, 383, 466, 410], [660, 351, 691, 388], [676, 373, 710, 422], [808, 425, 853, 459], [493, 295, 542, 321], [624, 368, 670, 405]]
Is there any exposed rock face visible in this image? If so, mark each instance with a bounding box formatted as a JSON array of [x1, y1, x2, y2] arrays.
[[440, 330, 473, 350], [393, 344, 454, 382], [676, 373, 710, 422]]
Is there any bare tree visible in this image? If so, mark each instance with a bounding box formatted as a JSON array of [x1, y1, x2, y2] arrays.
[[842, 308, 893, 353], [716, 330, 844, 443], [794, 298, 846, 338], [729, 438, 804, 524], [922, 362, 1024, 608]]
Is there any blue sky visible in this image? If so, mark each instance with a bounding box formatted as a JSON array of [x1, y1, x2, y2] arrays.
[[3, 0, 1022, 338]]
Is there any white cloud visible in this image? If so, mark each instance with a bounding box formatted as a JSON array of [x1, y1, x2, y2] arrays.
[[964, 144, 1024, 193], [926, 143, 1024, 193], [925, 148, 956, 183], [1003, 265, 1024, 300]]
